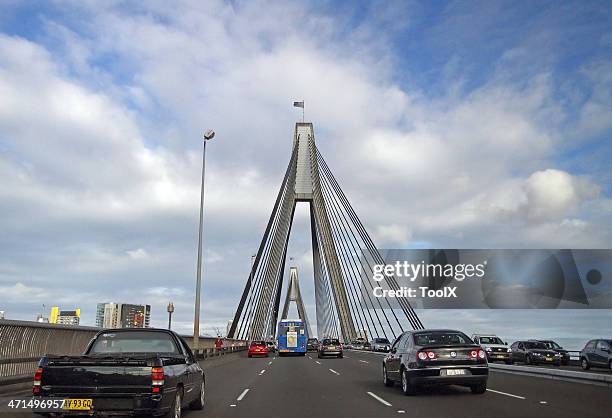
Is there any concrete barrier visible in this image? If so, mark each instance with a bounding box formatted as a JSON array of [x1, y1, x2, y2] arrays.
[[488, 363, 612, 387], [0, 319, 246, 387]]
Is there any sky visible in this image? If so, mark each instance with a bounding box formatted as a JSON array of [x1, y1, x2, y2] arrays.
[[0, 0, 611, 341]]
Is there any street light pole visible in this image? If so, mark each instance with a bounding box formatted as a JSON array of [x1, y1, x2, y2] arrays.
[[167, 302, 174, 330], [194, 129, 215, 350]]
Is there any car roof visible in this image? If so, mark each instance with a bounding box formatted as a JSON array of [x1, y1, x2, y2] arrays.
[[411, 329, 465, 334]]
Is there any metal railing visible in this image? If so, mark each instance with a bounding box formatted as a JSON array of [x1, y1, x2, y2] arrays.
[[0, 319, 246, 386]]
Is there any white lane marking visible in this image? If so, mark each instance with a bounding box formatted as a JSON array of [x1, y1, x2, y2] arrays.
[[329, 368, 340, 375], [359, 360, 369, 363], [268, 361, 272, 365], [540, 401, 548, 405], [315, 361, 321, 365], [398, 411, 406, 414], [308, 356, 312, 359], [259, 369, 266, 374], [486, 389, 525, 400], [230, 404, 236, 407], [367, 391, 392, 406], [237, 388, 250, 401]]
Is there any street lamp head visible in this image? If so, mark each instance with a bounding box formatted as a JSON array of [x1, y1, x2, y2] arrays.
[[167, 302, 175, 314], [203, 129, 215, 141]]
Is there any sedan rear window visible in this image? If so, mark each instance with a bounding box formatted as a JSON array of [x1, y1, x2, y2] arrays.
[[89, 331, 179, 354], [323, 339, 340, 345], [413, 331, 472, 346], [374, 338, 390, 344], [524, 342, 547, 349], [250, 341, 266, 347]]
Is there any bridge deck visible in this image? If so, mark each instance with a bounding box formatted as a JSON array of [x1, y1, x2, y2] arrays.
[[3, 350, 611, 417]]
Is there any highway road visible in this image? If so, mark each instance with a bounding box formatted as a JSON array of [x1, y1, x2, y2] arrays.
[[3, 349, 612, 417]]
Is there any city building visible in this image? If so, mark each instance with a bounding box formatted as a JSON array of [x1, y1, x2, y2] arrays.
[[96, 302, 150, 328], [49, 307, 80, 325]]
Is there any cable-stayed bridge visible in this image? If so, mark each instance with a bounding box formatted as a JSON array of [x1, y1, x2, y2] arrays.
[[228, 122, 423, 343]]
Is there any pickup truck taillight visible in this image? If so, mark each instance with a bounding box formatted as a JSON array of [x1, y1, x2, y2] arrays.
[[33, 367, 43, 394], [151, 367, 164, 393]]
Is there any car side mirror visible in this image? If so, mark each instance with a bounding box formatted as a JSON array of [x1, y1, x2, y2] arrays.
[[504, 342, 508, 345], [391, 348, 397, 354]]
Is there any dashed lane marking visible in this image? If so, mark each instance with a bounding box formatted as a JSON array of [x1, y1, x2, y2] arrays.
[[486, 389, 526, 400], [315, 361, 321, 365], [329, 368, 340, 375], [259, 369, 266, 375], [237, 389, 250, 401], [366, 391, 392, 407], [359, 360, 369, 363]]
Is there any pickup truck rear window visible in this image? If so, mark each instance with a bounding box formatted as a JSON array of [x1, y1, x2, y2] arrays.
[[89, 331, 180, 354]]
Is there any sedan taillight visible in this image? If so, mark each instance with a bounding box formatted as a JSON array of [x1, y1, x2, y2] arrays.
[[470, 349, 485, 359], [418, 351, 437, 360]]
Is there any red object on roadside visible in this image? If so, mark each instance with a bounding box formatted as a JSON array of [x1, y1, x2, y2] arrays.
[[215, 337, 224, 349]]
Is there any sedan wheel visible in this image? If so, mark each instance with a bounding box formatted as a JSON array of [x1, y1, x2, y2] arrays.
[[581, 357, 590, 370], [383, 364, 393, 387], [400, 368, 416, 395]]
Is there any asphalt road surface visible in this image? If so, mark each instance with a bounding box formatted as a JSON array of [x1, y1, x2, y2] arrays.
[[4, 350, 612, 417]]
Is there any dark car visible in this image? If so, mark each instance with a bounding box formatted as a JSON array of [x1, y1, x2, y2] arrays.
[[382, 329, 488, 395], [33, 328, 204, 417], [580, 339, 612, 371], [307, 338, 319, 351], [537, 340, 570, 365], [266, 341, 276, 353], [510, 340, 562, 366], [318, 338, 343, 358]]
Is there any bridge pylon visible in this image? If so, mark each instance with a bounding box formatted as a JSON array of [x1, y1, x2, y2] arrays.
[[229, 123, 423, 343]]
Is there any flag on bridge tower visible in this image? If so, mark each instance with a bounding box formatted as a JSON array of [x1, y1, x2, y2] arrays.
[[293, 100, 304, 122]]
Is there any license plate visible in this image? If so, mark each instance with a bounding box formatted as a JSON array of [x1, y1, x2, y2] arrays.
[[64, 399, 93, 410], [496, 355, 505, 358], [546, 358, 553, 361], [328, 346, 335, 349], [442, 369, 466, 376]]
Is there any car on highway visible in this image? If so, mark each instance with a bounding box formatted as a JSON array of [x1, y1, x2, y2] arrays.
[[537, 340, 570, 365], [383, 329, 488, 395], [266, 340, 276, 353], [248, 340, 269, 357], [318, 338, 343, 358], [510, 340, 562, 366], [580, 339, 612, 371], [307, 338, 319, 351], [472, 334, 513, 364], [33, 328, 204, 417], [371, 337, 391, 352]]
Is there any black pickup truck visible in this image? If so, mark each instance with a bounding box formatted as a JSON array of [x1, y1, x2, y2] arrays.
[[33, 328, 205, 417]]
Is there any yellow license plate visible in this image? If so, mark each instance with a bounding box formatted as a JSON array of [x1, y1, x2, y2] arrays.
[[64, 399, 92, 410], [496, 355, 504, 358], [546, 358, 552, 361]]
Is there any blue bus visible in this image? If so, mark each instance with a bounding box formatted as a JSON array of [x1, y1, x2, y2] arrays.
[[277, 319, 307, 356]]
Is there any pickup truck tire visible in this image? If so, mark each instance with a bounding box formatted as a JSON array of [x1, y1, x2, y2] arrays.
[[167, 387, 183, 418], [190, 380, 205, 410]]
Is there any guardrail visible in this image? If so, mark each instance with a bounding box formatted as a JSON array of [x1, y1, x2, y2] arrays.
[[0, 319, 246, 387]]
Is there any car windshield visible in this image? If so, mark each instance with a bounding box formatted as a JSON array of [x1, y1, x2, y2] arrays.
[[250, 341, 266, 347], [323, 339, 340, 345], [413, 331, 472, 346], [307, 339, 318, 343], [542, 341, 561, 349], [89, 331, 179, 354], [524, 342, 547, 349], [374, 338, 390, 344], [479, 336, 504, 345]]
